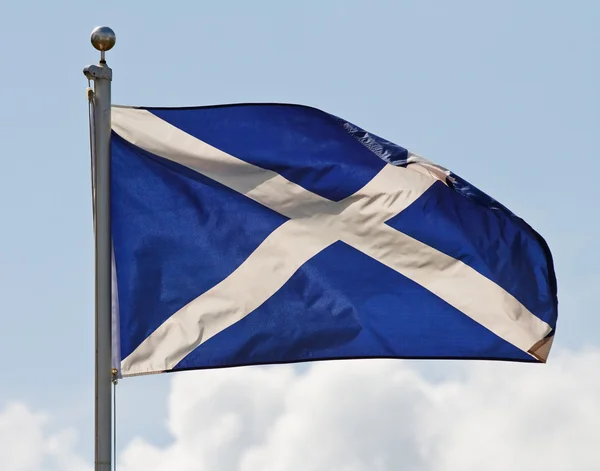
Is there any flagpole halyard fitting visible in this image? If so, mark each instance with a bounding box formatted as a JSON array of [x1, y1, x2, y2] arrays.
[[84, 25, 116, 471]]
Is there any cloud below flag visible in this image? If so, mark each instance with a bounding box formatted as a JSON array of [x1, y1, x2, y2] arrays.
[[109, 103, 557, 377]]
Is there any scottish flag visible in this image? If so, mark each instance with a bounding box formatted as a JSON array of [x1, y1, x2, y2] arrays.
[[110, 103, 557, 377]]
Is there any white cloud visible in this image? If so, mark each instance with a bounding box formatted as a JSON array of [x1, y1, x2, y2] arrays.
[[118, 347, 600, 471], [4, 348, 599, 471], [0, 402, 91, 471]]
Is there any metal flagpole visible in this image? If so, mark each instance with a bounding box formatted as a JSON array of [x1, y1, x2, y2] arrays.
[[84, 26, 116, 471]]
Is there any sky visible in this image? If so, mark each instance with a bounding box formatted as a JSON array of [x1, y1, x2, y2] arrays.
[[0, 0, 598, 469]]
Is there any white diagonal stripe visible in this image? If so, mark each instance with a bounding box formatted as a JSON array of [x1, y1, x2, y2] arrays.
[[112, 107, 553, 376], [343, 226, 550, 353], [121, 219, 339, 374], [112, 107, 329, 220]]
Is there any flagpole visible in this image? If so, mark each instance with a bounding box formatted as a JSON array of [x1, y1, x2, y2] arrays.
[[84, 26, 116, 471]]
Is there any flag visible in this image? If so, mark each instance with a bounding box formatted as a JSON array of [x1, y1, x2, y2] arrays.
[[110, 103, 557, 377]]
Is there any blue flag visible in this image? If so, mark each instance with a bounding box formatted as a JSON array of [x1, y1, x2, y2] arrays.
[[110, 103, 557, 377]]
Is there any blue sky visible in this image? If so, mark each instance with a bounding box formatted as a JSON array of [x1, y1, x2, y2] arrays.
[[0, 1, 598, 469]]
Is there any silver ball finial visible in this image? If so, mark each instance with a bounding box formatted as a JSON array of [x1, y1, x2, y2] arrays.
[[90, 26, 116, 52]]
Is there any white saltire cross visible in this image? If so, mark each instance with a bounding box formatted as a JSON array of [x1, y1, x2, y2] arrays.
[[112, 108, 552, 376]]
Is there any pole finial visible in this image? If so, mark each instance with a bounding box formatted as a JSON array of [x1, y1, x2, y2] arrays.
[[91, 26, 116, 52]]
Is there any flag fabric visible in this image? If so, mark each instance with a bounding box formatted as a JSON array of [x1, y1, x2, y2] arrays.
[[110, 103, 557, 378]]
